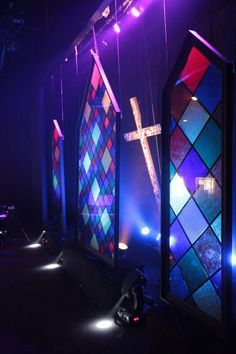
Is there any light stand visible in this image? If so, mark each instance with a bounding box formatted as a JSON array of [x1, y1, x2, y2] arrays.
[[114, 268, 155, 326]]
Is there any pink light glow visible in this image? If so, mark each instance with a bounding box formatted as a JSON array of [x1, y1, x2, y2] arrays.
[[113, 23, 120, 33], [130, 7, 141, 17]]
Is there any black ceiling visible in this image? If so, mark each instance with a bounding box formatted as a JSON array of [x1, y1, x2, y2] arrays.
[[0, 0, 102, 81]]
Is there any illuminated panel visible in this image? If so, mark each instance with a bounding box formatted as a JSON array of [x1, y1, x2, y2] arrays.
[[51, 120, 66, 232], [77, 51, 120, 265], [162, 31, 232, 332]]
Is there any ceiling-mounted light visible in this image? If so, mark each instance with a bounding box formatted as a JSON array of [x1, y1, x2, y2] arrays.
[[130, 6, 141, 17], [102, 6, 110, 18], [113, 23, 121, 33]]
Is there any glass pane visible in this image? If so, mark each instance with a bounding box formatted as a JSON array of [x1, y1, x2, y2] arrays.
[[78, 61, 118, 262], [166, 37, 224, 322]]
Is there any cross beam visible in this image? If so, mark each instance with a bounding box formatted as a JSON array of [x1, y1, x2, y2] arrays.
[[124, 97, 161, 211]]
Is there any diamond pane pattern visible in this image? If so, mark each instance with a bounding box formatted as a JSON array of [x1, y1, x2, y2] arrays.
[[77, 60, 119, 262], [166, 40, 224, 322], [179, 100, 209, 144], [51, 123, 66, 232]]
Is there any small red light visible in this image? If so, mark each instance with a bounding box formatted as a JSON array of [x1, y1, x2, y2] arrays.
[[133, 316, 140, 322]]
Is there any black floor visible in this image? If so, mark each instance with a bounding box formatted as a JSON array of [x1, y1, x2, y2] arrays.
[[0, 235, 148, 354], [1, 233, 235, 354]]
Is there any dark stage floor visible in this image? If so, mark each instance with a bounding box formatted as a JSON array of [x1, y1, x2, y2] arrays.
[[0, 235, 148, 354], [0, 233, 235, 354]]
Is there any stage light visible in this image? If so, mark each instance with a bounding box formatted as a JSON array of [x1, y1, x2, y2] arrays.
[[95, 319, 114, 330], [113, 23, 121, 33], [102, 6, 110, 18], [156, 233, 161, 241], [130, 6, 141, 17], [28, 243, 41, 249], [191, 96, 198, 101], [231, 253, 236, 266], [141, 227, 150, 236], [119, 242, 128, 250], [114, 268, 148, 326], [64, 57, 68, 62], [169, 235, 175, 247], [44, 263, 61, 270]]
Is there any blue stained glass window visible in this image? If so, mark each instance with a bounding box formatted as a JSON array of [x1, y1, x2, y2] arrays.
[[178, 248, 208, 292], [193, 174, 221, 224], [77, 56, 120, 264], [194, 119, 221, 169], [178, 198, 208, 244], [194, 228, 221, 276], [170, 173, 190, 215], [170, 219, 190, 261], [163, 32, 230, 327], [211, 214, 222, 242], [178, 148, 208, 194], [170, 207, 176, 224], [192, 281, 221, 320], [179, 100, 209, 144], [195, 64, 222, 114], [170, 266, 189, 300], [212, 270, 222, 296], [170, 161, 176, 180]]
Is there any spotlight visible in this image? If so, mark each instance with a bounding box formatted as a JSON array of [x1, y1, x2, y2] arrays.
[[169, 235, 176, 247], [130, 6, 141, 17], [156, 233, 161, 242], [95, 319, 114, 330], [102, 6, 110, 18], [191, 96, 198, 101], [44, 263, 61, 270], [28, 243, 41, 249], [231, 253, 236, 266], [113, 23, 121, 33], [114, 268, 148, 326], [118, 242, 128, 250], [141, 227, 150, 236]]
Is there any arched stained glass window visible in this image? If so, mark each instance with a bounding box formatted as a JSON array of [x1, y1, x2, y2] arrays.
[[161, 31, 233, 334], [76, 51, 120, 266]]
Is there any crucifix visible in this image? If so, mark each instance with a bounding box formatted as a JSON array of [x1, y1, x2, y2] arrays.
[[124, 97, 161, 211]]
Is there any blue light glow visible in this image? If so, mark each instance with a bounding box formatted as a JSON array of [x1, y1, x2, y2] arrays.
[[141, 227, 150, 236], [231, 253, 236, 266], [169, 235, 175, 247], [156, 233, 161, 241]]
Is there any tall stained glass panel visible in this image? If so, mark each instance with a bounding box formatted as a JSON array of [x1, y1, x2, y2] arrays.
[[161, 31, 232, 333], [51, 119, 66, 233], [77, 51, 120, 265]]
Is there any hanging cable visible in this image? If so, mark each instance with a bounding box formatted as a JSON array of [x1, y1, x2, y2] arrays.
[[141, 15, 161, 175], [92, 26, 99, 56], [74, 45, 79, 76], [114, 0, 123, 117], [60, 64, 65, 125], [162, 0, 169, 73]]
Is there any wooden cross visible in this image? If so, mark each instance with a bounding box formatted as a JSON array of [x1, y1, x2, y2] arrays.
[[124, 97, 161, 211]]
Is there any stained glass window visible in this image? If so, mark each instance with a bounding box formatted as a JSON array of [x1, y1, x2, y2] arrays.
[[77, 52, 120, 265], [162, 31, 232, 332], [51, 120, 66, 233]]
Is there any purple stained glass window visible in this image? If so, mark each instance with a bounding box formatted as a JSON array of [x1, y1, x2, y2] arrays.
[[170, 219, 190, 261], [77, 52, 120, 265], [170, 126, 191, 169], [162, 31, 232, 331], [51, 121, 66, 233], [178, 148, 208, 194]]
